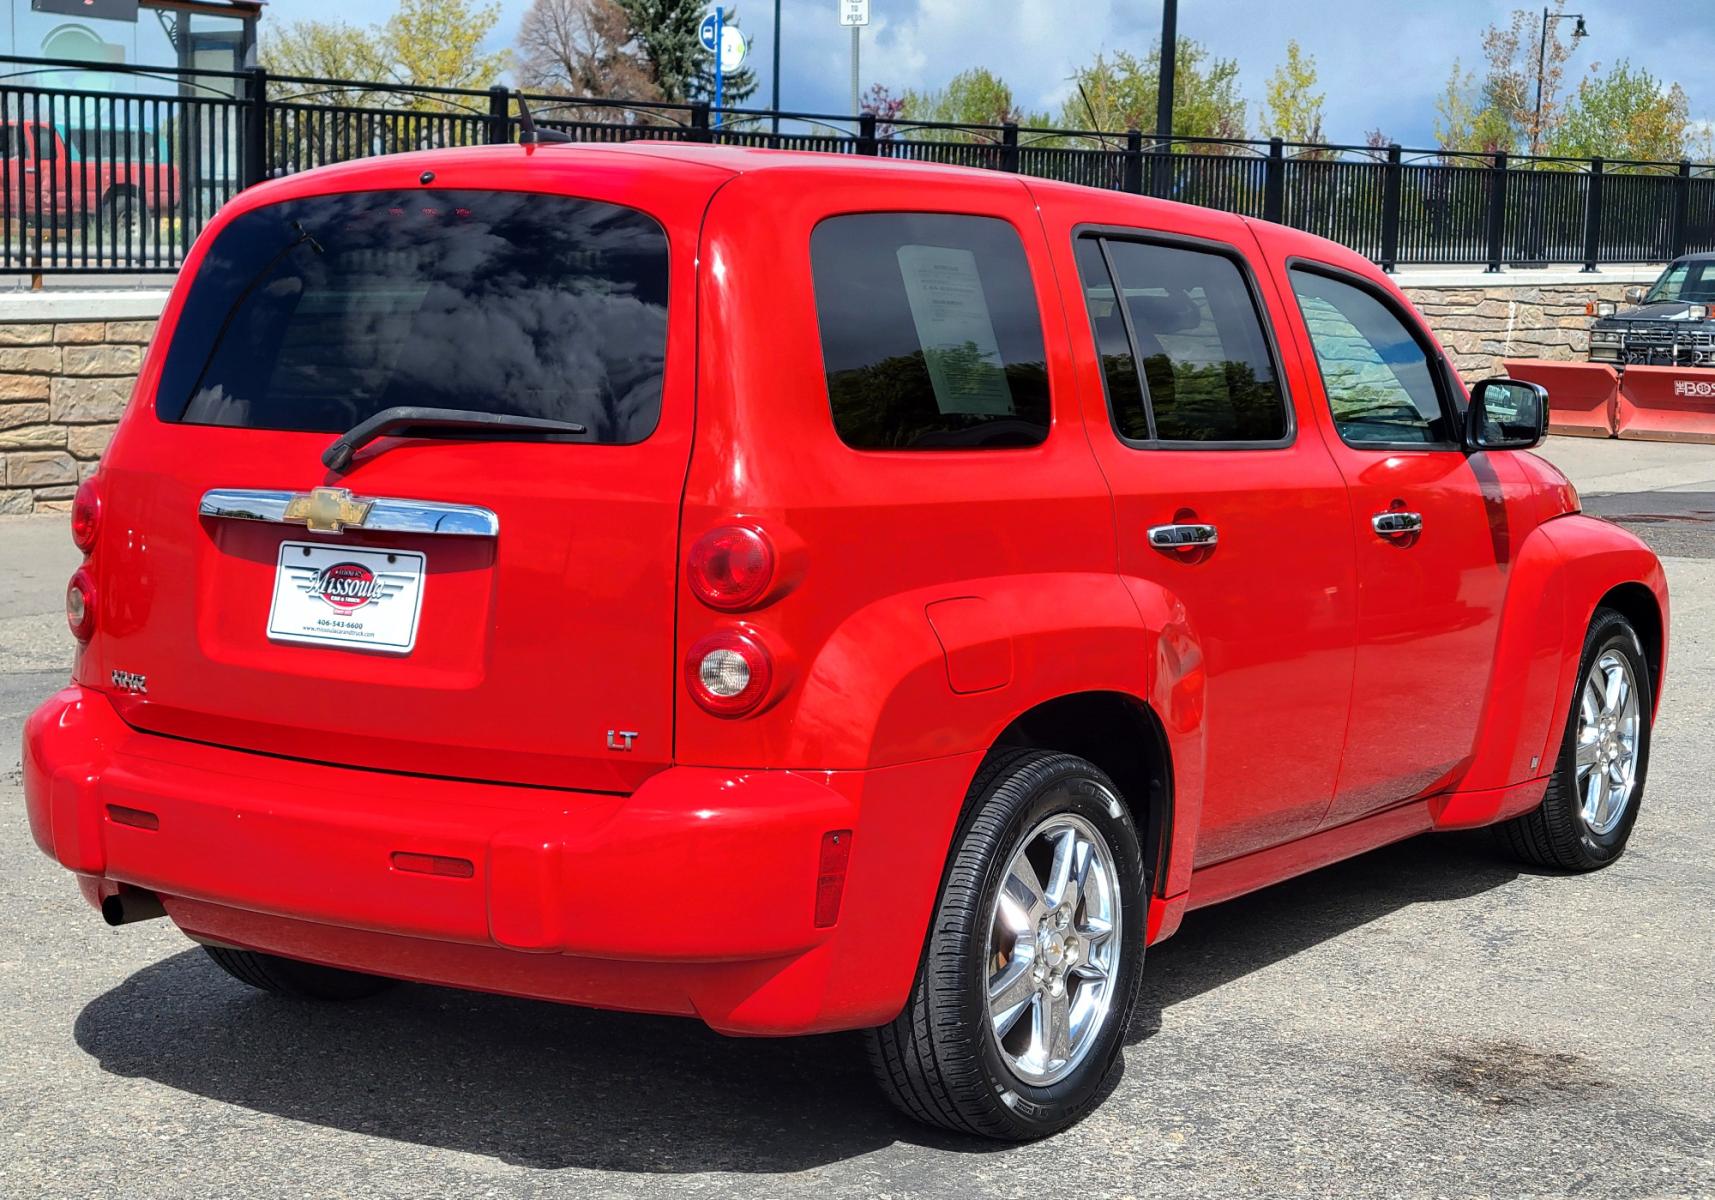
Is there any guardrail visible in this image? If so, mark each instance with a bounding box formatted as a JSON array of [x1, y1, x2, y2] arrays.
[[4, 52, 1714, 275]]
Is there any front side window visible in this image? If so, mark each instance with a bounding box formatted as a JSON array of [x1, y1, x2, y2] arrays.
[[157, 190, 670, 444], [810, 213, 1050, 450], [1290, 268, 1454, 446], [1076, 235, 1289, 444]]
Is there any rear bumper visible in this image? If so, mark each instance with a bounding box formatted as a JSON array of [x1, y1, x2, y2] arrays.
[[22, 685, 980, 1034]]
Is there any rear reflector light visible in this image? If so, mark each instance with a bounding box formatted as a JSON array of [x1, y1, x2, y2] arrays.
[[684, 630, 774, 716], [106, 804, 159, 831], [71, 476, 101, 554], [814, 830, 853, 928], [688, 525, 776, 611], [391, 851, 475, 879], [66, 568, 96, 642]]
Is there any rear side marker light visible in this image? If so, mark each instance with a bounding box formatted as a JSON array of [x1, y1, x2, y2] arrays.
[[66, 568, 96, 642], [391, 851, 475, 879], [688, 525, 776, 611], [684, 630, 774, 716], [71, 476, 101, 553], [814, 830, 853, 928], [106, 804, 159, 831]]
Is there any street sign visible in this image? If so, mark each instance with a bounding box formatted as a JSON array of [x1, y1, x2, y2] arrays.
[[839, 0, 869, 27], [699, 12, 721, 51], [719, 26, 748, 73]]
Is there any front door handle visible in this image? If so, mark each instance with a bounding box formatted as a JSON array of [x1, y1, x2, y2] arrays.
[[1147, 522, 1218, 549], [1372, 511, 1424, 538]]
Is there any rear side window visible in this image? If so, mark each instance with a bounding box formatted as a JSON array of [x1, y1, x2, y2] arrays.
[[1289, 268, 1453, 446], [1077, 236, 1289, 444], [157, 190, 670, 444], [810, 213, 1050, 450]]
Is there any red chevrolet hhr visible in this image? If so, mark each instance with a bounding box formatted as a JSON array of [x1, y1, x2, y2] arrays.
[[23, 142, 1667, 1139]]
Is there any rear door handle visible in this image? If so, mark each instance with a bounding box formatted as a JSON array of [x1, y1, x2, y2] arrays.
[[1147, 523, 1218, 549], [1372, 511, 1423, 538]]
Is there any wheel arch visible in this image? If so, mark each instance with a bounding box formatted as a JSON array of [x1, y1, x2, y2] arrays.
[[986, 690, 1174, 900], [1596, 580, 1663, 709]]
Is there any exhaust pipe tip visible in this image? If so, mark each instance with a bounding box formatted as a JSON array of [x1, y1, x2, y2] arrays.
[[101, 886, 167, 927]]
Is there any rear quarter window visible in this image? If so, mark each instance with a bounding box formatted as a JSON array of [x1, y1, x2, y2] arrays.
[[809, 213, 1050, 450], [156, 189, 670, 444]]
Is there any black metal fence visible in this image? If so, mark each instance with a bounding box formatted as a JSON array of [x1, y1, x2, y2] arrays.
[[4, 52, 1713, 275]]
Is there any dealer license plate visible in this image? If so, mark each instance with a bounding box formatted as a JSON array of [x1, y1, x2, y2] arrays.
[[266, 541, 426, 653]]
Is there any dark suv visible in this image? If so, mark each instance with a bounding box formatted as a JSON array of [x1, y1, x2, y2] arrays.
[[1589, 254, 1715, 366]]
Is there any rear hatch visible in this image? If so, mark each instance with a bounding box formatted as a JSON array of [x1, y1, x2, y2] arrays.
[[82, 157, 720, 792]]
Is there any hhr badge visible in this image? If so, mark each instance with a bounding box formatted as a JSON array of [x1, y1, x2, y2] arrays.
[[283, 487, 374, 534], [111, 669, 148, 694]]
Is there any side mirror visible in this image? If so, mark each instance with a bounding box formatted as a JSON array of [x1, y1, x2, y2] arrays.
[[1624, 285, 1648, 305], [1465, 377, 1548, 451]]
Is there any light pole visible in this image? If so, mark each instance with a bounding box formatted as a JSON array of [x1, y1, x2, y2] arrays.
[[1155, 0, 1178, 142], [771, 0, 781, 135], [1532, 8, 1587, 154]]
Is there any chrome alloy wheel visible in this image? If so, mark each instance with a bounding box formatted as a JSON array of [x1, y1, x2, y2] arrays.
[[1575, 649, 1642, 836], [986, 811, 1122, 1087]]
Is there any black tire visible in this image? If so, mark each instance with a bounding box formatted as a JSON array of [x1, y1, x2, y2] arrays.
[[866, 750, 1147, 1140], [202, 945, 396, 1001], [1497, 607, 1652, 871], [98, 190, 145, 244]]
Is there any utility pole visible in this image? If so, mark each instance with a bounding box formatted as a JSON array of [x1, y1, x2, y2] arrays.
[[771, 0, 782, 134], [1155, 0, 1177, 142], [1532, 7, 1587, 154]]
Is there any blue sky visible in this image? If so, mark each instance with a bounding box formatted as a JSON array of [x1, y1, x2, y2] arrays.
[[266, 0, 1711, 147]]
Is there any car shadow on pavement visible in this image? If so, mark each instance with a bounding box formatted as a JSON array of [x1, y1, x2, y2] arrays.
[[1127, 828, 1524, 1044], [72, 829, 1524, 1172]]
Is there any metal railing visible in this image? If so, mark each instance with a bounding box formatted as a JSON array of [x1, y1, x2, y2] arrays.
[[3, 53, 1713, 275]]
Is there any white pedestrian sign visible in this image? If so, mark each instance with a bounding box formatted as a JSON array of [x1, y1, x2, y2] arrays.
[[839, 0, 869, 27], [719, 25, 747, 73]]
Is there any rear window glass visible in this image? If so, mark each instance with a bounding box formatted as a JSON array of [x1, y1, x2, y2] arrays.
[[157, 189, 669, 444], [810, 213, 1050, 450]]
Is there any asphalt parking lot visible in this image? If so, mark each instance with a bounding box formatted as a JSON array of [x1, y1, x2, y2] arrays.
[[3, 437, 1713, 1200]]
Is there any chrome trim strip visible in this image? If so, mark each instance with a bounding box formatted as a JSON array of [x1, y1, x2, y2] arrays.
[[199, 488, 500, 537]]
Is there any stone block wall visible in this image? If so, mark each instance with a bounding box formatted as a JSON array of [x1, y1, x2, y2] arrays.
[[1399, 277, 1640, 380], [1, 317, 156, 515]]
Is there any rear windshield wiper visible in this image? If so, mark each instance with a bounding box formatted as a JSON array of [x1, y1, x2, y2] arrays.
[[322, 406, 588, 471]]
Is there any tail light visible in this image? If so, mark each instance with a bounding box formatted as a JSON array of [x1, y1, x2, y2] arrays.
[[71, 475, 101, 554], [684, 630, 773, 716], [67, 568, 96, 642], [688, 525, 775, 611]]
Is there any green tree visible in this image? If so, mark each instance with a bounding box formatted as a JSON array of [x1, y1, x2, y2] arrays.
[[1261, 39, 1323, 142], [1548, 61, 1690, 162], [901, 67, 1048, 130], [1433, 58, 1513, 154], [1478, 0, 1588, 154], [264, 0, 507, 103], [382, 0, 510, 92], [617, 0, 755, 105], [1060, 40, 1246, 140]]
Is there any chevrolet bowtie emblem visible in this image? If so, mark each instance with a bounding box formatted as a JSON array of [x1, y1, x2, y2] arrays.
[[283, 487, 374, 534]]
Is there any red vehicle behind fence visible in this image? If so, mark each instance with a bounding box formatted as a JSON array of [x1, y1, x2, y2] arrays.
[[2, 119, 177, 245], [22, 142, 1667, 1140]]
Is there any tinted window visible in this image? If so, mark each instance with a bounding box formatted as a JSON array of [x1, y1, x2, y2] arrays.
[[1074, 237, 1148, 441], [1290, 268, 1453, 445], [810, 213, 1049, 449], [1096, 239, 1288, 443], [157, 190, 669, 444]]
